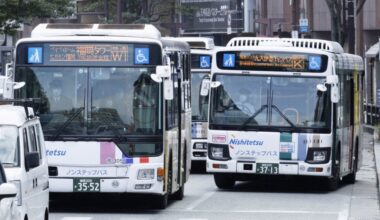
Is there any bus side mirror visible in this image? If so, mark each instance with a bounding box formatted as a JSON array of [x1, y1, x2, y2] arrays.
[[200, 78, 210, 96], [151, 65, 171, 83], [326, 75, 339, 103], [163, 79, 174, 100]]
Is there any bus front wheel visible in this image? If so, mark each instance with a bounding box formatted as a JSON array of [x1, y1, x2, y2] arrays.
[[214, 174, 235, 189]]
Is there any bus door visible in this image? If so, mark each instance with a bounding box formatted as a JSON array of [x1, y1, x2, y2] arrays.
[[166, 52, 181, 191]]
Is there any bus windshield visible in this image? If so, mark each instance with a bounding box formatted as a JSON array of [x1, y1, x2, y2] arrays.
[[15, 67, 162, 139], [210, 74, 331, 133], [191, 72, 209, 121]]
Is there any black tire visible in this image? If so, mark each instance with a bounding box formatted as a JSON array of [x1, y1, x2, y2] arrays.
[[45, 209, 49, 220], [155, 193, 169, 209], [343, 145, 358, 184], [214, 174, 235, 189], [325, 146, 341, 191], [172, 145, 186, 201], [171, 185, 185, 200]]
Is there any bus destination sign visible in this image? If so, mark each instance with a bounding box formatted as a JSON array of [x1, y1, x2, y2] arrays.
[[18, 42, 162, 66], [218, 51, 328, 73], [47, 44, 131, 64]]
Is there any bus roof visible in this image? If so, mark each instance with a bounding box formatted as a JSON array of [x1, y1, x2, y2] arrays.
[[31, 23, 161, 40], [161, 37, 191, 52], [176, 37, 215, 50], [226, 37, 344, 54]]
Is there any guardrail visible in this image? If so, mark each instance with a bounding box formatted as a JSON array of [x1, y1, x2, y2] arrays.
[[364, 104, 380, 126]]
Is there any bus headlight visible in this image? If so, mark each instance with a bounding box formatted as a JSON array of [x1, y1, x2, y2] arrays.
[[313, 151, 327, 162], [10, 181, 21, 206], [208, 144, 230, 161], [306, 147, 331, 164], [137, 169, 155, 180]]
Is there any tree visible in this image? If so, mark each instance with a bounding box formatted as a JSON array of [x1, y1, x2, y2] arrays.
[[324, 0, 366, 50], [80, 0, 189, 35], [0, 0, 74, 35]]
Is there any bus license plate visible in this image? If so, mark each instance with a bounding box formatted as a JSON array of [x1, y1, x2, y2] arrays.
[[73, 178, 100, 192], [256, 163, 279, 175]]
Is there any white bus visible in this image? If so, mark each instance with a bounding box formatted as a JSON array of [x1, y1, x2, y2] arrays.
[[177, 37, 215, 168], [13, 23, 191, 208], [206, 37, 364, 190]]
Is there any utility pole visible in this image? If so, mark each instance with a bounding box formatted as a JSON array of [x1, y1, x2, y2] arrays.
[[117, 0, 123, 24], [347, 0, 355, 54], [292, 0, 299, 31]]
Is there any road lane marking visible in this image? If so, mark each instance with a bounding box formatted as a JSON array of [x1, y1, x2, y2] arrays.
[[185, 191, 215, 211], [61, 218, 93, 220]]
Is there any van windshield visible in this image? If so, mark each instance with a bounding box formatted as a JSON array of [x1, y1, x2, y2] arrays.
[[0, 126, 19, 167]]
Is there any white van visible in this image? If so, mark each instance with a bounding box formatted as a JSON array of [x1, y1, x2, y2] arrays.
[[0, 104, 49, 220], [0, 162, 18, 220]]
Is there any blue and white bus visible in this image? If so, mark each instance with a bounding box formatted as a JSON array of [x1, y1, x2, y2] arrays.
[[206, 37, 364, 190], [14, 23, 191, 208], [177, 37, 215, 169]]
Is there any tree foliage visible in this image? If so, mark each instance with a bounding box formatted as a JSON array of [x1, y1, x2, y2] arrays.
[[0, 0, 74, 35], [81, 0, 177, 23]]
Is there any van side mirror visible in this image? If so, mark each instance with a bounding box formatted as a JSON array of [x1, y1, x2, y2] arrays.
[[0, 183, 17, 201], [25, 152, 40, 171]]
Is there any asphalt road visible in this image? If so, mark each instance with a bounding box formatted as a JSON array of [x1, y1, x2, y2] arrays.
[[50, 130, 380, 220]]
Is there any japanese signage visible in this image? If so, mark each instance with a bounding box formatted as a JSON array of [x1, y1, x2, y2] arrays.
[[18, 42, 162, 66], [47, 44, 130, 63], [180, 0, 243, 34], [217, 51, 328, 73]]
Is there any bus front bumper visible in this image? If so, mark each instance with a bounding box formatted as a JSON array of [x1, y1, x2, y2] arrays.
[[206, 160, 332, 177]]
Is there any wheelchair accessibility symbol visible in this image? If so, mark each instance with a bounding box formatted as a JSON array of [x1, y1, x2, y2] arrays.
[[134, 48, 150, 64], [200, 55, 211, 68], [308, 55, 321, 71]]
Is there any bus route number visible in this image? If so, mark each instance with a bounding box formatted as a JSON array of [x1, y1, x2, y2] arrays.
[[73, 178, 100, 192], [256, 163, 279, 175]]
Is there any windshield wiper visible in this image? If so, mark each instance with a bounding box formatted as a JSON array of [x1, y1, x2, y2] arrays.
[[52, 107, 84, 141], [239, 104, 267, 130], [239, 104, 296, 130], [271, 104, 296, 127]]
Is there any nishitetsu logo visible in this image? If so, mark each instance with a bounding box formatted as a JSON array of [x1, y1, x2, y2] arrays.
[[229, 134, 264, 148]]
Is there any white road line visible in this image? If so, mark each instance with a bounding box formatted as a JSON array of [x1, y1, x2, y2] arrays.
[[172, 208, 339, 215], [179, 219, 208, 220], [185, 191, 215, 211], [338, 210, 349, 220], [61, 218, 93, 220]]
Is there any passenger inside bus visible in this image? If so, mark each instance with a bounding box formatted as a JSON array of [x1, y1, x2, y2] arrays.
[[234, 88, 256, 115], [47, 79, 73, 112]]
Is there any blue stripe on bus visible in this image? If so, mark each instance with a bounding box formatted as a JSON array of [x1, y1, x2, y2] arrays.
[[298, 134, 308, 161]]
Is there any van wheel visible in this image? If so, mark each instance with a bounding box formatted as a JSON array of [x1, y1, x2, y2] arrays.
[[214, 174, 235, 189]]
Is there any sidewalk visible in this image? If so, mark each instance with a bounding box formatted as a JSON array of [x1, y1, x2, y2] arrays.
[[351, 125, 380, 219]]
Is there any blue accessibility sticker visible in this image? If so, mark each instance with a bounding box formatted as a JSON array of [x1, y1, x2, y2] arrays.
[[199, 55, 211, 68], [223, 53, 235, 68], [308, 55, 322, 71], [28, 47, 43, 64], [134, 48, 150, 65]]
